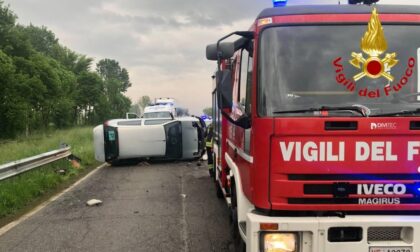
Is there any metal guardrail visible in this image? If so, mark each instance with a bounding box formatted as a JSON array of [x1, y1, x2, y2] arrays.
[[0, 147, 72, 181]]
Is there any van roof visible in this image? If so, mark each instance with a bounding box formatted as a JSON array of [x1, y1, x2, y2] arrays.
[[258, 5, 420, 19]]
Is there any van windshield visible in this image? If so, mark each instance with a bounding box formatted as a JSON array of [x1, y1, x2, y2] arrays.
[[259, 25, 420, 117]]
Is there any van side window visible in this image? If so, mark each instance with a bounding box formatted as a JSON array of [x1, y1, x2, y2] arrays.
[[117, 120, 142, 126]]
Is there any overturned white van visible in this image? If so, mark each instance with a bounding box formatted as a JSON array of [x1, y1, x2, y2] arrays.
[[93, 117, 205, 164]]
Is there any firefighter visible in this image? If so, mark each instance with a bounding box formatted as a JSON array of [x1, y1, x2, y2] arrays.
[[206, 124, 214, 177]]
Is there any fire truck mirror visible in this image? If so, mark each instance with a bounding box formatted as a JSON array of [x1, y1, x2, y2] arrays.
[[216, 70, 233, 109], [206, 42, 235, 61], [235, 115, 251, 129]]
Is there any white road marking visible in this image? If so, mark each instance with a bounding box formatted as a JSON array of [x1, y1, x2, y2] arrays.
[[0, 163, 108, 237], [180, 169, 190, 252]]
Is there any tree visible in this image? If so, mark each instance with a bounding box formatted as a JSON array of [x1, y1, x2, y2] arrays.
[[0, 2, 134, 138], [0, 2, 16, 50], [72, 55, 93, 74], [138, 96, 151, 110], [0, 49, 27, 138], [130, 95, 151, 117], [112, 94, 132, 119], [96, 58, 132, 92], [75, 72, 103, 124], [129, 104, 141, 116], [203, 107, 212, 116], [96, 59, 132, 120], [20, 25, 58, 57]]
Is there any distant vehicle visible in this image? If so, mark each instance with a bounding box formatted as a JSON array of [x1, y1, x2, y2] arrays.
[[200, 114, 212, 127], [93, 117, 205, 165], [125, 112, 140, 119], [143, 97, 189, 118]]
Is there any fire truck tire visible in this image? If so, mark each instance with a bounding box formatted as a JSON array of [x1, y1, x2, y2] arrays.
[[236, 239, 246, 252], [212, 154, 217, 181], [216, 182, 224, 199], [231, 208, 241, 242], [231, 181, 237, 208], [230, 181, 238, 234], [230, 181, 246, 252]]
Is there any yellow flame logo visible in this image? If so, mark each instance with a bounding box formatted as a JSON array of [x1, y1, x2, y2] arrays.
[[349, 8, 398, 82], [361, 8, 387, 57]]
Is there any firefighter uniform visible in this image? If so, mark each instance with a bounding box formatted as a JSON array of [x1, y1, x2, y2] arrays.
[[206, 124, 214, 177]]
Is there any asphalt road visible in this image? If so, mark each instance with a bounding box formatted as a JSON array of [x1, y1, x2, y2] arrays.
[[0, 161, 234, 252]]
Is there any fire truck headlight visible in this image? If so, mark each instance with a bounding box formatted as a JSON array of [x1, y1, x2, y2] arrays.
[[263, 233, 298, 252]]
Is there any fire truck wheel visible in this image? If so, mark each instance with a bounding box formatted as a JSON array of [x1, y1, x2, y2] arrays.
[[230, 208, 240, 240], [215, 182, 223, 199], [230, 180, 246, 252], [236, 239, 246, 252], [230, 181, 238, 234], [231, 181, 237, 208]]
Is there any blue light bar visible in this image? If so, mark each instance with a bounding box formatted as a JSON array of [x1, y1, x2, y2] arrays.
[[414, 183, 420, 195], [273, 0, 287, 7]]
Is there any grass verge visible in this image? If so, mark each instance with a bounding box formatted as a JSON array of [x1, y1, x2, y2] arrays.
[[0, 127, 101, 224]]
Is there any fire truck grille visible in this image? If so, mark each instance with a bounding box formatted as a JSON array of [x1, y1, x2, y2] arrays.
[[368, 227, 403, 241], [302, 183, 419, 195], [286, 174, 420, 206]]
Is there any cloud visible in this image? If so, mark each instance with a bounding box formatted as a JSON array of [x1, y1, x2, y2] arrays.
[[109, 0, 269, 26]]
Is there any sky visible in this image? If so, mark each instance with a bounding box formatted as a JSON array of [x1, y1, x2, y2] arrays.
[[3, 0, 414, 115]]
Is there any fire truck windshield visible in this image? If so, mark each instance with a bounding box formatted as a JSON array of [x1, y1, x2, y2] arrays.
[[259, 25, 420, 117]]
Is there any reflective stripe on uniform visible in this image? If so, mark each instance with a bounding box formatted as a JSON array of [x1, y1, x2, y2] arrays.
[[206, 141, 212, 147]]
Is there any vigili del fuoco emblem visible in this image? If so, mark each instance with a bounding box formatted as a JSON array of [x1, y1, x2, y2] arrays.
[[349, 8, 398, 82]]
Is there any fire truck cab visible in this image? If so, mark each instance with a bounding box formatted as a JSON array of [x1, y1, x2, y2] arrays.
[[207, 2, 420, 252]]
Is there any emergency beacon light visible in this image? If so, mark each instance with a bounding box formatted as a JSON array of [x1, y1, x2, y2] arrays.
[[348, 0, 379, 4], [273, 0, 287, 7]]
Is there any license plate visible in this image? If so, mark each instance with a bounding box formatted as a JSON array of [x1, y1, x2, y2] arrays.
[[369, 247, 412, 252]]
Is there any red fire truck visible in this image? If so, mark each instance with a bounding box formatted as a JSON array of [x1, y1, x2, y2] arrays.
[[207, 1, 420, 252]]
